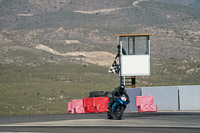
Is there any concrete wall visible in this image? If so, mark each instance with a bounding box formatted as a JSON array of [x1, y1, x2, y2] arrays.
[[179, 85, 200, 110], [125, 88, 141, 112], [141, 86, 179, 111], [126, 85, 200, 111]]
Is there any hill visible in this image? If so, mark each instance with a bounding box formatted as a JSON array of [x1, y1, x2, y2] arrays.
[[0, 0, 200, 62]]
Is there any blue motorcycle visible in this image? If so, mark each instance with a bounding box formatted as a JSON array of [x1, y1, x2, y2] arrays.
[[107, 95, 130, 120]]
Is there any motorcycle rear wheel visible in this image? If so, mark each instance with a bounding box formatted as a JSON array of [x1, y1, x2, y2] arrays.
[[107, 111, 113, 119]]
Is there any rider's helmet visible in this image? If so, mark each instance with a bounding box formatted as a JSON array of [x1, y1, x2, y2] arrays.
[[116, 84, 125, 94]]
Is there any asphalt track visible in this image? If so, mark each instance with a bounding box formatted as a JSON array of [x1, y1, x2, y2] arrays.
[[0, 112, 200, 132]]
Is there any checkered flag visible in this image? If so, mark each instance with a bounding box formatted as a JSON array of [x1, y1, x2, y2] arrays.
[[108, 59, 120, 74]]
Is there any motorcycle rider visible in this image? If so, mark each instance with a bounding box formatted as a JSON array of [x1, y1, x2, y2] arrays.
[[107, 84, 129, 111]]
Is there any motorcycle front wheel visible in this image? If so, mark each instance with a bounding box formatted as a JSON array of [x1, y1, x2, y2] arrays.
[[113, 105, 125, 120]]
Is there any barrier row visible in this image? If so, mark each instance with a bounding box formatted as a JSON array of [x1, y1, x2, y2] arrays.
[[68, 97, 109, 114], [68, 95, 157, 114]]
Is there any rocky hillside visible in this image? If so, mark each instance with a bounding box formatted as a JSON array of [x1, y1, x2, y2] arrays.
[[157, 0, 200, 9], [0, 0, 200, 66]]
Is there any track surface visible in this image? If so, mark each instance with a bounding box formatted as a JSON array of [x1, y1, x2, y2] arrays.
[[0, 112, 200, 132]]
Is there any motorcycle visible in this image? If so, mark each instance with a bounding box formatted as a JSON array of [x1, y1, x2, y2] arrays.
[[107, 95, 130, 120]]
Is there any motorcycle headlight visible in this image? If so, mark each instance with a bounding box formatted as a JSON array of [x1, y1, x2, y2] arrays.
[[121, 97, 127, 101]]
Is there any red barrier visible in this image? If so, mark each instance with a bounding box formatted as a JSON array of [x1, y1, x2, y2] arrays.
[[68, 97, 109, 114], [93, 97, 109, 113], [68, 102, 72, 114], [135, 96, 157, 112], [83, 98, 95, 113], [138, 104, 157, 112], [135, 96, 153, 106], [71, 99, 85, 114]]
